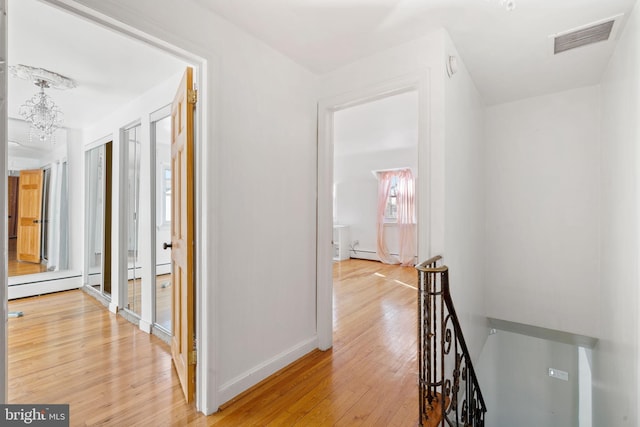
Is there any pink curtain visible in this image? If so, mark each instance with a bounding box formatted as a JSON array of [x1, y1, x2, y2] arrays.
[[396, 169, 416, 266], [376, 169, 416, 266], [376, 171, 396, 264]]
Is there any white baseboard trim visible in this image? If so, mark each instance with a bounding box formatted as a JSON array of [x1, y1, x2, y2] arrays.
[[139, 319, 152, 334], [109, 302, 119, 314], [8, 275, 82, 300], [350, 251, 418, 265], [350, 251, 380, 262], [218, 336, 318, 405], [156, 264, 171, 275]]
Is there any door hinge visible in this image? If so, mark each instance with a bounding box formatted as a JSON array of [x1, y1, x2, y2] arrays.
[[187, 89, 198, 105], [189, 350, 197, 365]]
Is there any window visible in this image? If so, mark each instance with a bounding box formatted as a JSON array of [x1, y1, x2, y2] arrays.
[[375, 167, 416, 266], [385, 175, 399, 221], [163, 166, 171, 223], [153, 111, 172, 228], [376, 168, 415, 224]]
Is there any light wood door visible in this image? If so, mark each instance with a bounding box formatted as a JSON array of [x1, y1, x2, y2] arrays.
[[171, 67, 196, 402], [17, 170, 43, 263]]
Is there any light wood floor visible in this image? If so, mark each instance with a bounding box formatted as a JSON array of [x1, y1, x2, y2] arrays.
[[8, 238, 48, 277], [124, 273, 172, 331], [8, 259, 419, 426], [155, 273, 172, 331]]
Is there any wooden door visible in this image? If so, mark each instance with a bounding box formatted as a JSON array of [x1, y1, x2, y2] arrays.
[[171, 67, 196, 402], [16, 170, 43, 263]]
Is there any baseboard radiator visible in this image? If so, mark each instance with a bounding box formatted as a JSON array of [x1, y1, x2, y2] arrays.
[[416, 256, 487, 426]]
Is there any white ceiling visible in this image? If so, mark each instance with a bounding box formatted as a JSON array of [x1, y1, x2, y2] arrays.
[[334, 90, 418, 157], [196, 0, 637, 105], [8, 0, 187, 132], [7, 0, 638, 137]]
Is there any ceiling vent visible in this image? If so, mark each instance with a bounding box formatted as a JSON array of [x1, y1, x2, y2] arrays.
[[552, 15, 622, 55]]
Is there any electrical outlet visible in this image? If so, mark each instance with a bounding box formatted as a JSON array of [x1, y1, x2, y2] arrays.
[[548, 368, 569, 381]]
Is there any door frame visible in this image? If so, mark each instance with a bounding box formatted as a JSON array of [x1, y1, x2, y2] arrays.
[[0, 0, 8, 403], [316, 72, 431, 350], [1, 0, 216, 414], [83, 138, 113, 300]]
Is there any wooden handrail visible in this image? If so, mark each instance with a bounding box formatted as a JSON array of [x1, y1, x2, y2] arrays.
[[415, 256, 449, 274], [415, 255, 442, 270]]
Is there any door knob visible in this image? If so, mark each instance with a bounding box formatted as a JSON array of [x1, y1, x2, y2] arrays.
[[163, 242, 172, 250]]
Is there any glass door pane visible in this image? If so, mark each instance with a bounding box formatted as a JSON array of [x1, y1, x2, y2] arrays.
[[125, 125, 142, 316], [153, 115, 172, 332], [85, 143, 111, 296]]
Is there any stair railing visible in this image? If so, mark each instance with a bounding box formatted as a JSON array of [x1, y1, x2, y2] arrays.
[[416, 256, 487, 426]]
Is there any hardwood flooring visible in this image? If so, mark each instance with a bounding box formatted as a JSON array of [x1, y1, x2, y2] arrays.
[[8, 238, 48, 277], [8, 259, 419, 426], [155, 273, 172, 331], [8, 290, 200, 426], [122, 273, 172, 331]]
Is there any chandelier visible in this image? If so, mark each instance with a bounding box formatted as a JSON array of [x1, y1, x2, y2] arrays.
[[10, 64, 76, 143]]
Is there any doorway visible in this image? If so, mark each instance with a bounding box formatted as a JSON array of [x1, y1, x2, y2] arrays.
[[332, 90, 419, 266], [316, 75, 430, 350], [4, 0, 209, 412]]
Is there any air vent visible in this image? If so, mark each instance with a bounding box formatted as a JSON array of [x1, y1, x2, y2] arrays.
[[553, 19, 616, 54]]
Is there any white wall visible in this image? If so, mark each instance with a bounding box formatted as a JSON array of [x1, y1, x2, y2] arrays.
[[71, 0, 320, 412], [443, 33, 488, 360], [593, 2, 640, 425], [484, 86, 601, 338], [8, 120, 68, 170], [476, 330, 579, 427], [207, 26, 318, 406], [66, 128, 83, 273]]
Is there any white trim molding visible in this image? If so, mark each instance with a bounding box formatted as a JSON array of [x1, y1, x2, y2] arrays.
[[8, 272, 82, 300], [0, 0, 9, 403], [217, 337, 318, 405]]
